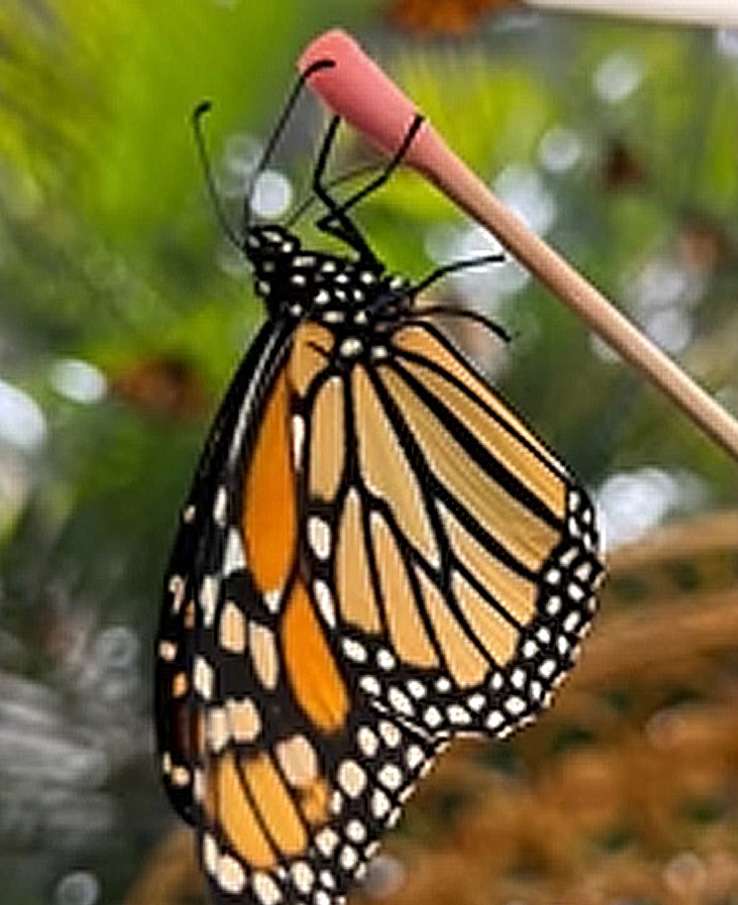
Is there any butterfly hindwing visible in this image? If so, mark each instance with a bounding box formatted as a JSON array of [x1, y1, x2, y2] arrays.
[[296, 319, 603, 744], [199, 695, 437, 904]]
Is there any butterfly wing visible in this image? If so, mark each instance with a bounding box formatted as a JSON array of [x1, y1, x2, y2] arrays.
[[155, 318, 292, 824], [301, 319, 604, 741], [157, 302, 604, 905], [156, 319, 439, 905]]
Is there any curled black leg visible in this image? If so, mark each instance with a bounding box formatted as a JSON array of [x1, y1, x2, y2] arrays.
[[312, 113, 426, 265], [312, 116, 377, 262], [321, 113, 425, 220]]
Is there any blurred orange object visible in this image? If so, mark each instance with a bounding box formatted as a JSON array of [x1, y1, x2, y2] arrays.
[[388, 0, 520, 33], [111, 354, 207, 420]]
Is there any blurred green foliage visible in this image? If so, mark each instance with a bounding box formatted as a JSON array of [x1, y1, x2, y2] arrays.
[[0, 3, 737, 904]]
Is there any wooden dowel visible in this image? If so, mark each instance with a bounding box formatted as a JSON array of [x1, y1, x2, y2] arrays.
[[299, 29, 738, 463], [527, 0, 738, 28]]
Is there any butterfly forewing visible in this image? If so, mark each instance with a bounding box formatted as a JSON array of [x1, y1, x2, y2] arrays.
[[158, 316, 444, 905], [156, 319, 292, 821]]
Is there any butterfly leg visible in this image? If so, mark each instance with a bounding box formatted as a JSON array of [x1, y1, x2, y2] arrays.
[[411, 253, 506, 296], [313, 113, 426, 265], [312, 115, 380, 264], [318, 112, 425, 221]]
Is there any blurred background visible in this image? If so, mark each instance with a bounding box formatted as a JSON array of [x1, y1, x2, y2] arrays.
[[1, 2, 738, 904]]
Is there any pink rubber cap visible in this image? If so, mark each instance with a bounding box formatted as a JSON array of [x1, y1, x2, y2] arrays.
[[298, 28, 445, 173]]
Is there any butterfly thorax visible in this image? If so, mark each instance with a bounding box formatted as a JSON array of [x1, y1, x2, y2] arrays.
[[245, 224, 410, 334]]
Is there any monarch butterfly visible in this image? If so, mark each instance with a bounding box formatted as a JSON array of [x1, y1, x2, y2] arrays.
[[155, 59, 604, 905]]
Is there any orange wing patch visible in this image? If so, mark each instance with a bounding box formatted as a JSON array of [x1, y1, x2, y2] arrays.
[[243, 371, 296, 599], [399, 354, 566, 519], [392, 325, 565, 482], [353, 365, 438, 564], [452, 572, 518, 666], [380, 366, 558, 572], [370, 512, 438, 669], [282, 580, 349, 732], [211, 752, 277, 869], [336, 489, 382, 633], [288, 322, 334, 396], [244, 754, 307, 857], [440, 502, 536, 625], [416, 568, 488, 687], [309, 376, 345, 501]]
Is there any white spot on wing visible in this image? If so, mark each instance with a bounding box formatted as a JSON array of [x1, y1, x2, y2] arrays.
[[158, 640, 177, 661], [264, 589, 282, 614], [314, 580, 336, 628], [199, 575, 220, 628], [338, 760, 366, 798], [316, 828, 339, 857], [379, 721, 401, 748], [226, 697, 262, 742], [340, 845, 358, 870], [357, 725, 379, 758], [223, 527, 246, 576], [292, 415, 305, 467], [388, 687, 414, 717], [308, 516, 332, 560], [213, 485, 228, 526], [447, 705, 471, 725], [424, 706, 442, 728], [406, 745, 425, 771], [347, 819, 367, 843], [252, 871, 282, 905], [343, 638, 367, 663], [193, 655, 214, 699], [378, 764, 403, 791], [360, 675, 380, 695], [486, 710, 504, 730], [171, 765, 190, 786], [505, 695, 526, 715], [292, 862, 314, 894], [203, 833, 219, 876], [207, 707, 230, 753], [371, 788, 391, 819], [340, 337, 362, 358], [217, 854, 246, 895], [377, 649, 395, 671], [168, 575, 185, 613]]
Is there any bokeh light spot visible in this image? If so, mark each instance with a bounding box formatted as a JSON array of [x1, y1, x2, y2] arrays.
[[0, 379, 47, 452], [594, 51, 644, 104], [250, 169, 293, 219], [538, 126, 583, 174], [55, 871, 99, 905], [50, 359, 107, 404]]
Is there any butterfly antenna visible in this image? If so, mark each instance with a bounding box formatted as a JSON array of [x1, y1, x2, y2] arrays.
[[191, 101, 244, 251], [243, 58, 336, 234]]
